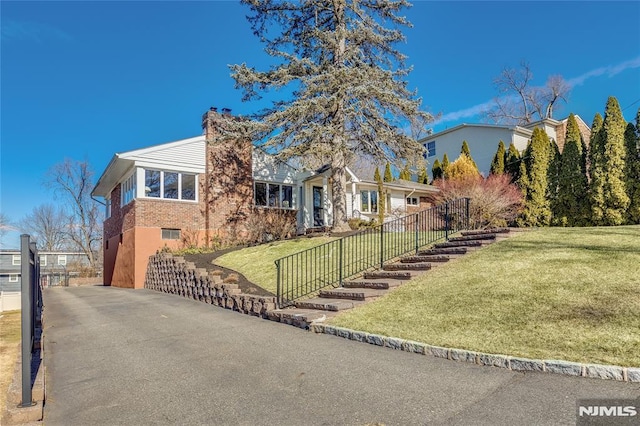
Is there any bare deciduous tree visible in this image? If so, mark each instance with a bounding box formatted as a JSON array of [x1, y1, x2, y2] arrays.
[[19, 204, 69, 251], [0, 212, 15, 247], [45, 159, 103, 271], [487, 61, 570, 125]]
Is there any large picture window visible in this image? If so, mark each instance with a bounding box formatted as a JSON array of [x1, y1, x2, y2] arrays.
[[254, 182, 294, 209], [144, 169, 197, 201], [121, 173, 137, 205]]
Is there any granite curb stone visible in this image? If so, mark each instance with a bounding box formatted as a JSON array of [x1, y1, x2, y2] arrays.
[[309, 325, 639, 382]]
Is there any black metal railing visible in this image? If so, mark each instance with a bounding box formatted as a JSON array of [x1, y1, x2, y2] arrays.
[[20, 234, 42, 408], [275, 198, 470, 307]]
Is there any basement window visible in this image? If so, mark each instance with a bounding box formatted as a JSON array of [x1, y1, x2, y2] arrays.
[[161, 229, 181, 240]]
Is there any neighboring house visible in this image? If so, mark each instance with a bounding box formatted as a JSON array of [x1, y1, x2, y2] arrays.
[[0, 249, 90, 311], [420, 116, 592, 176], [91, 108, 439, 289]]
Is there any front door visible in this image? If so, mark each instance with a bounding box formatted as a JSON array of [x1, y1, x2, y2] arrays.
[[313, 186, 324, 227]]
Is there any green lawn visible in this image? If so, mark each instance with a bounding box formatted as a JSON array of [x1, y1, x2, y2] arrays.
[[214, 236, 337, 294], [329, 226, 640, 367]]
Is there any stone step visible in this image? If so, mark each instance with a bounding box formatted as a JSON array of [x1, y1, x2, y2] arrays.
[[266, 308, 330, 323], [319, 288, 386, 301], [363, 271, 412, 280], [342, 280, 392, 290], [434, 240, 483, 249], [383, 263, 431, 271], [448, 234, 496, 242], [401, 255, 450, 263], [461, 228, 510, 236], [295, 298, 356, 311], [418, 247, 468, 256]]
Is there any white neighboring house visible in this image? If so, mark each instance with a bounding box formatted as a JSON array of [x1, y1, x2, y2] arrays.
[[419, 116, 592, 177]]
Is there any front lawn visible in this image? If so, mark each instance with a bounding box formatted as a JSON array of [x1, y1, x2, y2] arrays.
[[214, 236, 337, 295], [329, 226, 640, 367], [0, 311, 21, 417]]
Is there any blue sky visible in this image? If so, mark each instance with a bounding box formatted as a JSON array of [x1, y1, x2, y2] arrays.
[[1, 1, 639, 248]]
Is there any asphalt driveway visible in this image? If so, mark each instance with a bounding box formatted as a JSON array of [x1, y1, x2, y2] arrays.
[[43, 286, 639, 425]]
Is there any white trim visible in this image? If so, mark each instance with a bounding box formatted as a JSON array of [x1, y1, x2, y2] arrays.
[[58, 255, 67, 266], [12, 255, 20, 266], [9, 274, 19, 282], [39, 255, 47, 266]]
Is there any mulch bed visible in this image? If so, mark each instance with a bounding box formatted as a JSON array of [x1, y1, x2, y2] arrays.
[[182, 249, 274, 297]]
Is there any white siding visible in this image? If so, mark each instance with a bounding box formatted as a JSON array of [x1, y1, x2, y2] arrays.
[[124, 137, 206, 173], [252, 150, 298, 184]]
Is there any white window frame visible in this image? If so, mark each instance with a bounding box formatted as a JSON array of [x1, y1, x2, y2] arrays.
[[254, 182, 295, 209], [121, 172, 137, 206], [105, 196, 111, 218], [58, 255, 67, 266], [143, 169, 198, 202], [9, 274, 19, 282], [407, 197, 419, 206], [426, 141, 436, 158], [360, 190, 378, 214], [12, 255, 20, 266], [39, 255, 47, 266]]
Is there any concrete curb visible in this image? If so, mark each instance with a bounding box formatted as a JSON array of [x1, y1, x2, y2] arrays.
[[309, 323, 640, 383]]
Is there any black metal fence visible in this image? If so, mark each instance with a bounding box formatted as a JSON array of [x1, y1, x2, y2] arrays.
[[20, 234, 42, 408], [275, 198, 470, 307]]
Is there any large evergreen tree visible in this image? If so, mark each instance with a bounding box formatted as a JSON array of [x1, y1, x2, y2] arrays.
[[489, 140, 506, 175], [441, 153, 450, 179], [587, 113, 604, 224], [547, 139, 561, 222], [589, 97, 629, 225], [624, 108, 640, 223], [230, 0, 430, 231], [417, 163, 429, 184], [554, 114, 589, 226], [517, 128, 552, 226], [431, 159, 442, 181], [505, 142, 521, 181]]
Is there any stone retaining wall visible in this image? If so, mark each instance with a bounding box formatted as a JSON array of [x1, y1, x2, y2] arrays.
[[144, 253, 276, 316]]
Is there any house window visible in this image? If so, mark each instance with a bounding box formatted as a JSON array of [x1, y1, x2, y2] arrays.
[[40, 255, 47, 266], [121, 172, 137, 206], [144, 169, 197, 201], [254, 182, 294, 209], [426, 141, 436, 158], [105, 197, 111, 218], [161, 228, 181, 240], [9, 274, 18, 282], [12, 255, 20, 266], [58, 255, 67, 266], [361, 190, 378, 213], [407, 197, 419, 206]]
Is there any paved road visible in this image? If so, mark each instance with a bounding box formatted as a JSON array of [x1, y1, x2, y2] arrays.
[[43, 286, 639, 425]]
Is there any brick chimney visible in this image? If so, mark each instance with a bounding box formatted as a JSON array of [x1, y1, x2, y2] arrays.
[[201, 107, 254, 243]]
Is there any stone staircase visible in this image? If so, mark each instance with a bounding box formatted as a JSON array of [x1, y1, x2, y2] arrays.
[[266, 228, 513, 328]]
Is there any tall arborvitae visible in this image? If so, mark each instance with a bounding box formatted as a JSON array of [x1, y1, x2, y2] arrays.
[[505, 142, 521, 182], [431, 159, 443, 181], [547, 139, 561, 222], [417, 163, 429, 184], [587, 113, 604, 224], [460, 140, 479, 171], [554, 114, 589, 226], [490, 140, 506, 175], [373, 167, 382, 183], [399, 164, 411, 180], [624, 108, 640, 223], [590, 97, 629, 225], [441, 153, 450, 179], [383, 162, 393, 182], [517, 128, 552, 226]]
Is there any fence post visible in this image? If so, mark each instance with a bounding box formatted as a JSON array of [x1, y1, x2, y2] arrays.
[[415, 212, 419, 254], [445, 202, 450, 241], [20, 234, 35, 408], [338, 238, 343, 287], [465, 197, 471, 229], [275, 259, 281, 308], [379, 222, 384, 269]]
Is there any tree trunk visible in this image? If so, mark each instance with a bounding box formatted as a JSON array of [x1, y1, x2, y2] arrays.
[[331, 150, 350, 232]]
